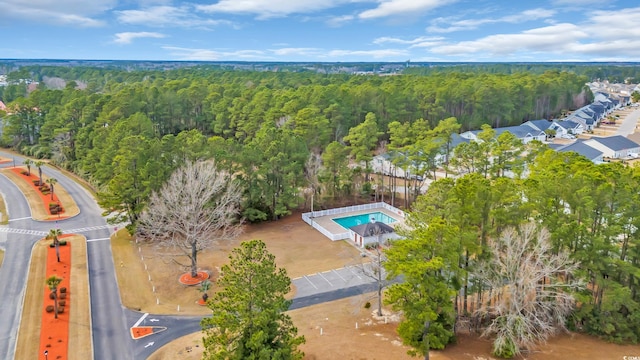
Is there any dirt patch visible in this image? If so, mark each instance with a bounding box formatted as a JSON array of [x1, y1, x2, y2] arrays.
[[112, 213, 362, 315], [150, 295, 640, 360], [16, 235, 92, 360], [1, 166, 79, 221], [0, 249, 4, 267]]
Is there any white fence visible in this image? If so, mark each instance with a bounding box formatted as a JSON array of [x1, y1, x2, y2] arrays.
[[301, 202, 405, 241]]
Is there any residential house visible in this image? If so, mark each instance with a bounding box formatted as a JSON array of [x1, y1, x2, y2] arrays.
[[548, 120, 583, 138], [555, 141, 604, 163], [522, 119, 554, 132], [583, 135, 640, 159], [461, 124, 546, 143]]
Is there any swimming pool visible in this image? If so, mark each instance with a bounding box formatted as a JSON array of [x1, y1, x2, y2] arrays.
[[332, 212, 397, 230]]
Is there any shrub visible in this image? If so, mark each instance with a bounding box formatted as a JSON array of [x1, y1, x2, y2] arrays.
[[45, 305, 55, 313], [364, 302, 371, 309], [59, 293, 67, 300], [20, 170, 28, 175], [60, 287, 67, 293], [49, 292, 55, 300], [58, 300, 66, 307], [57, 307, 64, 314]]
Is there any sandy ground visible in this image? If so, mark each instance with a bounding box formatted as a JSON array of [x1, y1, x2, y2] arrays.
[[15, 235, 92, 360]]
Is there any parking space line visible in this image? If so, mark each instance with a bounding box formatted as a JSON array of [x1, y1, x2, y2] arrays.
[[332, 269, 347, 282], [317, 272, 333, 287], [303, 275, 318, 289], [346, 265, 363, 280]]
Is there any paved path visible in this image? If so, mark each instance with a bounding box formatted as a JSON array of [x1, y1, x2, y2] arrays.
[[616, 108, 640, 136]]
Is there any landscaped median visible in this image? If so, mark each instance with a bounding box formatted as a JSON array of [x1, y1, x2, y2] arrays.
[[15, 234, 92, 360], [1, 165, 79, 221]]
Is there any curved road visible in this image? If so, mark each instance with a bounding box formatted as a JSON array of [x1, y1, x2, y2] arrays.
[[0, 151, 379, 359]]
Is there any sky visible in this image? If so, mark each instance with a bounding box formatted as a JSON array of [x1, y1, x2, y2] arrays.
[[0, 0, 639, 62]]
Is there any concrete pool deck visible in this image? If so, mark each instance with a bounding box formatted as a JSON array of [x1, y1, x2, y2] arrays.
[[302, 202, 406, 241]]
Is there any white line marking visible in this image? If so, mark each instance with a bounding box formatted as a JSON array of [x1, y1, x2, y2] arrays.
[[346, 265, 363, 280], [133, 313, 149, 327], [317, 272, 333, 287], [332, 269, 347, 282], [86, 238, 110, 242], [9, 216, 31, 222], [303, 275, 318, 289]]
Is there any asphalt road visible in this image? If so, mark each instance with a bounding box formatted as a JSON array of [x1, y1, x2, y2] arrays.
[[0, 151, 381, 359]]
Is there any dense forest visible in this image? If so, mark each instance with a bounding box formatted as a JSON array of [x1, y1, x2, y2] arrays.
[[1, 65, 640, 354], [0, 67, 591, 221]]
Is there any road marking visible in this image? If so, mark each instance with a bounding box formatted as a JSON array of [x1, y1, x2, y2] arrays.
[[332, 269, 347, 282], [133, 313, 149, 327], [64, 225, 112, 233], [346, 265, 363, 280], [303, 275, 318, 289], [144, 342, 155, 348], [0, 227, 48, 236], [149, 319, 159, 322], [8, 216, 31, 222], [317, 272, 333, 287], [86, 237, 111, 242]]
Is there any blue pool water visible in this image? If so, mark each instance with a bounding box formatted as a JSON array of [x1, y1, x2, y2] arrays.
[[332, 212, 397, 230]]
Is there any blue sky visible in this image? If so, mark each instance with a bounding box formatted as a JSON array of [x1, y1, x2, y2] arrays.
[[1, 0, 639, 62]]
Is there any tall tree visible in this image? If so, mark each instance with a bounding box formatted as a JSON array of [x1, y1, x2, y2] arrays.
[[201, 240, 305, 360], [137, 160, 243, 278], [385, 217, 459, 359], [344, 112, 381, 182]]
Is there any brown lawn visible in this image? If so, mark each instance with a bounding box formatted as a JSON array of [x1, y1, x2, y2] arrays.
[[111, 212, 363, 315], [0, 190, 8, 225]]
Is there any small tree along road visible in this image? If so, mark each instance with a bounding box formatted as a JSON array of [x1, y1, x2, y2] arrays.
[[137, 160, 242, 278], [201, 240, 305, 360]]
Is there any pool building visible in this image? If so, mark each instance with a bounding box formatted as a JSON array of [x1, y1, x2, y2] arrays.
[[302, 202, 405, 248]]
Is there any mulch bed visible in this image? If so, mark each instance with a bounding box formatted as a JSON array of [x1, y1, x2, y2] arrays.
[[130, 326, 167, 340], [178, 272, 209, 286], [8, 167, 68, 220], [39, 237, 72, 360]]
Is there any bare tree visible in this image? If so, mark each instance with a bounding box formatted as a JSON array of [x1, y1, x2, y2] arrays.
[[137, 160, 243, 278], [473, 222, 582, 358], [356, 228, 393, 317]]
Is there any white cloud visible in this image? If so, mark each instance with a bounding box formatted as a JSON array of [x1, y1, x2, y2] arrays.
[[326, 49, 409, 59], [428, 7, 640, 61], [358, 0, 455, 19], [373, 36, 443, 45], [270, 47, 323, 56], [0, 0, 114, 26], [428, 8, 556, 33], [197, 0, 361, 19], [114, 32, 166, 45], [163, 46, 266, 60], [116, 5, 233, 28], [431, 23, 587, 55], [326, 14, 354, 27]]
